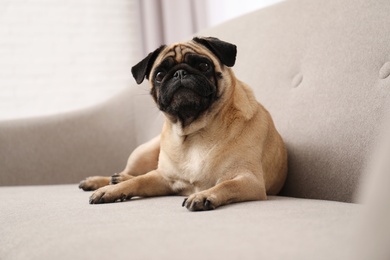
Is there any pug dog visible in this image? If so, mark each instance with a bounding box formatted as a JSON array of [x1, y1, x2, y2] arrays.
[[79, 36, 287, 211]]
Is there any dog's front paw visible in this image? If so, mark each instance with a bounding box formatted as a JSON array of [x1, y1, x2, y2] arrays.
[[182, 192, 217, 211], [89, 186, 127, 204]]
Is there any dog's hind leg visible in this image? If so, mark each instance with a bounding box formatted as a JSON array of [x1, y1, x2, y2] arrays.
[[109, 135, 160, 184], [79, 135, 160, 191], [79, 176, 111, 191], [120, 135, 160, 177]]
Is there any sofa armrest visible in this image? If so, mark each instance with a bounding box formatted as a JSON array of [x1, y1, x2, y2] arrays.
[[0, 86, 161, 186], [354, 110, 390, 259]]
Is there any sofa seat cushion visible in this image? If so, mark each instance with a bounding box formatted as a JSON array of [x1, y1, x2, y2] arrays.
[[1, 185, 360, 260]]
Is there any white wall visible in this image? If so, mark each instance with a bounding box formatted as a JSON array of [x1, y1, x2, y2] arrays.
[[207, 0, 284, 27], [0, 0, 142, 120]]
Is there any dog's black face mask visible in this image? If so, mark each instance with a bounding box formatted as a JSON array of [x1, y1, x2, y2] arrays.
[[151, 54, 219, 126], [131, 37, 237, 127]]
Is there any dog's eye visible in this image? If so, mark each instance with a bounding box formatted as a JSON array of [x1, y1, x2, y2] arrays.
[[198, 63, 209, 72], [155, 72, 166, 83]]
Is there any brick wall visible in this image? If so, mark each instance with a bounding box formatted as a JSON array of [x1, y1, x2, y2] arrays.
[[0, 0, 142, 120]]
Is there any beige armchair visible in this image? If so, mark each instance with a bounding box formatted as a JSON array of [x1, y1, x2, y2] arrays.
[[1, 0, 389, 259]]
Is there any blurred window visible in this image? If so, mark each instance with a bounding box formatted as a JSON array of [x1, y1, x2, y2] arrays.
[[0, 0, 143, 120]]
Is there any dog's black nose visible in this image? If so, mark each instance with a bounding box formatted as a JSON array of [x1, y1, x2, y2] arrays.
[[173, 69, 187, 80]]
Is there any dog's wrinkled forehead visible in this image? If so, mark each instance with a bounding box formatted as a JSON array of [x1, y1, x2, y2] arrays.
[[164, 44, 188, 63], [155, 42, 219, 68]]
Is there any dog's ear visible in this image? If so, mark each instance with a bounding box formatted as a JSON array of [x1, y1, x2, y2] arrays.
[[193, 37, 237, 67], [131, 45, 166, 84]]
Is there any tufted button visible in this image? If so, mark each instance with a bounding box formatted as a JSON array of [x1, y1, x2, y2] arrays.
[[379, 62, 390, 79], [291, 73, 303, 88]]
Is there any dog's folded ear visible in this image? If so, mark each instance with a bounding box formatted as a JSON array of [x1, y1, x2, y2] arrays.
[[131, 45, 166, 84], [193, 37, 237, 67]]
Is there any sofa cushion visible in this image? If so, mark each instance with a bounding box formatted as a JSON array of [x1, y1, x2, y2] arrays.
[[198, 0, 390, 202], [1, 185, 360, 260]]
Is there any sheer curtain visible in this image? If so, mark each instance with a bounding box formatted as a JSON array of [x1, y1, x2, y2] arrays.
[[136, 0, 284, 55], [138, 0, 208, 56]]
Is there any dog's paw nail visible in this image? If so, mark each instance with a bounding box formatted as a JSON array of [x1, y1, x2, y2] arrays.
[[79, 181, 85, 189], [89, 191, 105, 204], [110, 173, 122, 185], [192, 200, 199, 208], [187, 199, 201, 211], [119, 194, 127, 202], [184, 195, 216, 211], [79, 180, 90, 191], [204, 199, 215, 210], [89, 194, 100, 204]]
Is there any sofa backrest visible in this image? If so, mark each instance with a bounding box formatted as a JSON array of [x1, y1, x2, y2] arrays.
[[198, 0, 390, 202]]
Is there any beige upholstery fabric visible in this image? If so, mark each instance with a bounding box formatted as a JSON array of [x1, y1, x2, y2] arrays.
[[0, 185, 359, 260], [0, 89, 162, 186], [354, 111, 390, 260]]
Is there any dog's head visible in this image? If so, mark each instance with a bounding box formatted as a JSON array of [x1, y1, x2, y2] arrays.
[[131, 37, 237, 127]]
